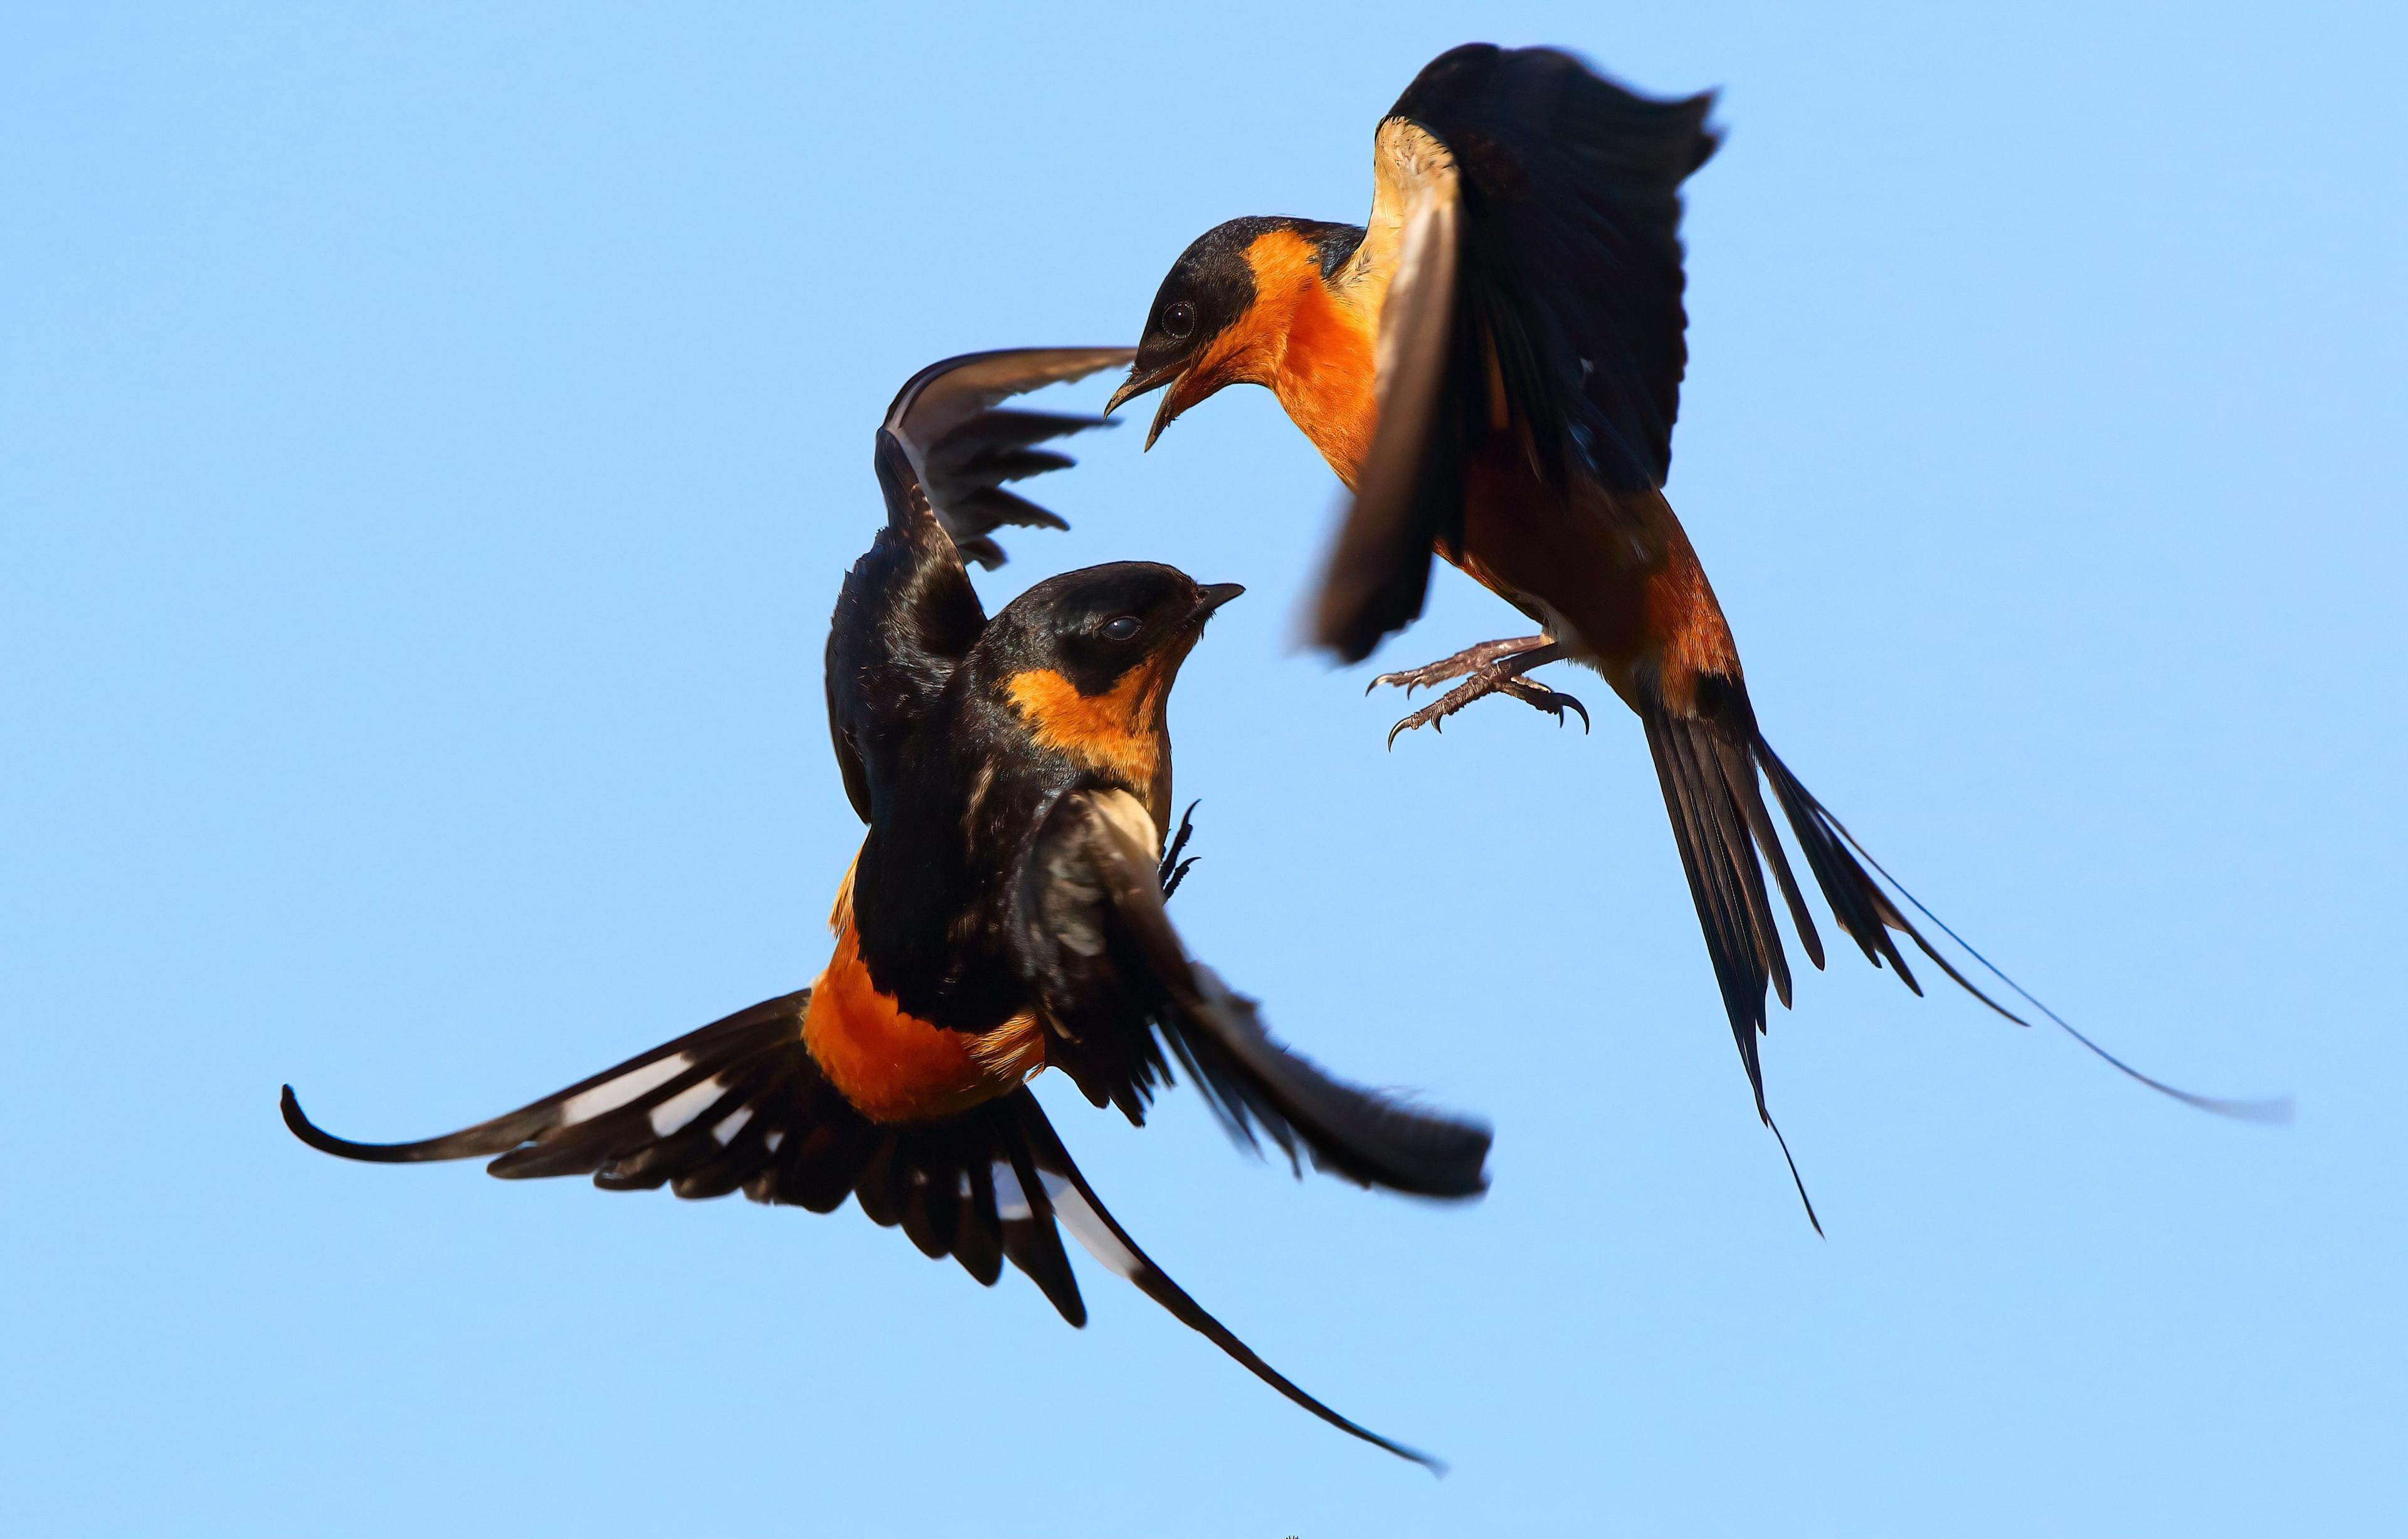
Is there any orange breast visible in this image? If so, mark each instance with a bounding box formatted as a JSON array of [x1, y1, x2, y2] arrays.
[[803, 916, 1043, 1124], [1272, 277, 1379, 487], [1456, 444, 1740, 706]]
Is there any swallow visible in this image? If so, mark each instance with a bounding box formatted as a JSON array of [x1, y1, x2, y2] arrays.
[[283, 347, 1492, 1468], [1107, 44, 2283, 1222]]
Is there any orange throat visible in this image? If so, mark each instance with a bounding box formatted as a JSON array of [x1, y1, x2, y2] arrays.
[[1001, 660, 1177, 825], [1206, 228, 1380, 487], [803, 872, 1043, 1123]]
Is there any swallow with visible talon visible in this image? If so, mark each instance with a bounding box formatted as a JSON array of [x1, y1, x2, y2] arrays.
[[1108, 44, 2285, 1225], [284, 347, 1489, 1469]]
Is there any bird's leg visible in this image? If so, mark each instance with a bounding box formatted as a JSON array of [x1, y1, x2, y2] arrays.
[[1366, 635, 1550, 698], [1383, 642, 1590, 749]]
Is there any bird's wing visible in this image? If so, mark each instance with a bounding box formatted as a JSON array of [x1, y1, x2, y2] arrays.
[[1315, 44, 1718, 661], [881, 346, 1135, 571], [282, 991, 1444, 1469], [1015, 788, 1492, 1199], [827, 347, 1133, 822]]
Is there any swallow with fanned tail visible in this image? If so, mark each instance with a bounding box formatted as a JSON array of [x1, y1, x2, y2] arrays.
[[283, 348, 1489, 1469]]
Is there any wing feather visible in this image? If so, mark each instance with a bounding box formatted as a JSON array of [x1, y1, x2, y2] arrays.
[[1314, 127, 1468, 661], [1017, 789, 1492, 1198], [828, 349, 1131, 820], [880, 347, 1134, 569], [1312, 45, 1719, 660]]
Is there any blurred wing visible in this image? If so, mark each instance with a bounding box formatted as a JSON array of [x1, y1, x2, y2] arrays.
[[1314, 45, 1719, 661], [1017, 789, 1492, 1198], [826, 349, 1133, 822], [1314, 119, 1467, 661]]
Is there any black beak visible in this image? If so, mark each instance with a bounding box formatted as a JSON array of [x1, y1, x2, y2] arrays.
[[1192, 582, 1245, 620], [1104, 359, 1188, 450]]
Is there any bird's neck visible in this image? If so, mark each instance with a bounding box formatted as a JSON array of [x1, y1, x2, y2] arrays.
[[1222, 225, 1381, 489], [1269, 276, 1380, 490], [996, 662, 1174, 830]]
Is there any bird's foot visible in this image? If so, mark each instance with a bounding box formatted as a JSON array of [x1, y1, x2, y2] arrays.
[[1383, 643, 1588, 748], [1158, 800, 1200, 900], [1366, 635, 1550, 697]]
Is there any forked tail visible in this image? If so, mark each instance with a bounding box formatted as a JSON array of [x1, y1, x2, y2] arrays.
[[281, 988, 1447, 1469], [1639, 670, 2289, 1228]]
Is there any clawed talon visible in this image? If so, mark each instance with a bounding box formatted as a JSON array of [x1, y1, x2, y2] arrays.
[[1366, 635, 1549, 698], [1499, 677, 1589, 733], [1161, 856, 1199, 901], [1378, 641, 1585, 749], [1158, 800, 1201, 897]]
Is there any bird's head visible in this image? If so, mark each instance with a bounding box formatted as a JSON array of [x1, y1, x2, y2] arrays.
[[982, 563, 1244, 768], [1106, 216, 1365, 449]]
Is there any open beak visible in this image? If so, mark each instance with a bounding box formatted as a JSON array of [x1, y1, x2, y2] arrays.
[[1104, 359, 1191, 452]]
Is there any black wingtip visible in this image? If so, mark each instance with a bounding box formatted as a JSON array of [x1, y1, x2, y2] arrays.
[[280, 1084, 361, 1158]]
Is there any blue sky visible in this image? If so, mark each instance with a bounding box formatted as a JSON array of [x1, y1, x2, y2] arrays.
[[4, 4, 2402, 1534]]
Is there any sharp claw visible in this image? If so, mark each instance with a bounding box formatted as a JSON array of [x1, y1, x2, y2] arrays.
[[1563, 694, 1591, 733]]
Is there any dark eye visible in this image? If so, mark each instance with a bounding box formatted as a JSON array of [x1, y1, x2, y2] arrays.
[[1161, 300, 1196, 341], [1099, 615, 1143, 642]]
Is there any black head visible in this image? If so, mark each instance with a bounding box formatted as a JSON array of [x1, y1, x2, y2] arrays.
[[1105, 217, 1365, 448], [981, 561, 1244, 701]]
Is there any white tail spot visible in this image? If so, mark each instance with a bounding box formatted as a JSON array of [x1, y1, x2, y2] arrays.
[[1042, 1172, 1142, 1281], [711, 1105, 754, 1146], [559, 1054, 693, 1125], [648, 1076, 726, 1138]]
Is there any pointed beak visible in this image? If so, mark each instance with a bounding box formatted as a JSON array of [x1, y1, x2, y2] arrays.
[[1193, 582, 1245, 620], [1104, 359, 1190, 450]]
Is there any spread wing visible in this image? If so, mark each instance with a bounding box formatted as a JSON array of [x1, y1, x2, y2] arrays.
[[1016, 789, 1492, 1199], [1314, 44, 1719, 661], [882, 346, 1136, 570], [282, 988, 1446, 1469], [826, 347, 1134, 822]]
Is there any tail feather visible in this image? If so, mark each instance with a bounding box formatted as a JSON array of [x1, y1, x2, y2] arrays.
[[1641, 702, 1777, 1114], [1011, 1098, 1447, 1472], [281, 990, 1450, 1466], [1753, 739, 1921, 990], [1637, 670, 2292, 1216]]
